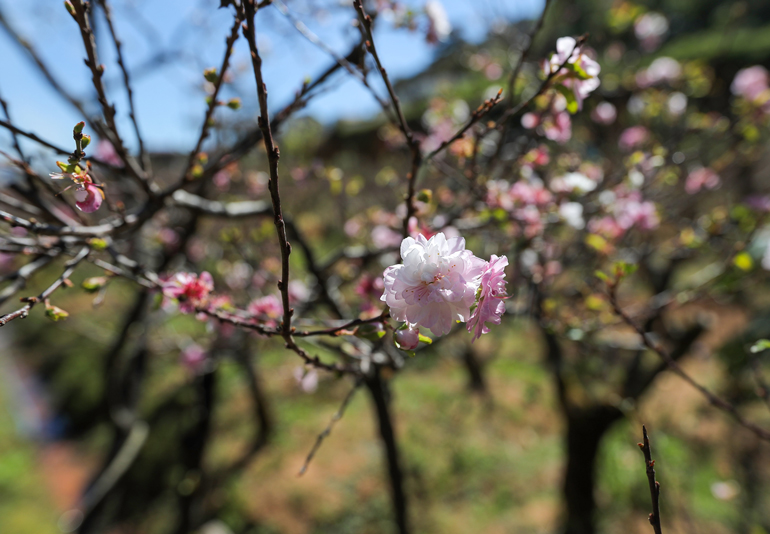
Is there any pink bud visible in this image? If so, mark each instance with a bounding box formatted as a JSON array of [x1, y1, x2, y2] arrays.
[[395, 325, 421, 350]]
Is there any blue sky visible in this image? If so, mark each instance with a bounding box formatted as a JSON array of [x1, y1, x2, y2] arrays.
[[0, 0, 543, 160]]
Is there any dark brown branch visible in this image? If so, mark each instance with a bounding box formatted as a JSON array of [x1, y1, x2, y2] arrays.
[[96, 0, 149, 171], [69, 0, 156, 196], [365, 365, 410, 534], [638, 425, 663, 534], [181, 13, 242, 183], [506, 0, 552, 108], [352, 0, 422, 238], [609, 287, 770, 441], [299, 378, 362, 476]]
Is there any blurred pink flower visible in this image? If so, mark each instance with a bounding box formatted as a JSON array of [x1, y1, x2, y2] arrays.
[[618, 126, 650, 151], [247, 294, 283, 328], [95, 140, 123, 167], [425, 0, 451, 43], [293, 366, 319, 393], [589, 216, 625, 240], [180, 343, 208, 374], [591, 102, 617, 125], [685, 167, 720, 194], [381, 233, 485, 336], [467, 254, 508, 341], [162, 272, 214, 314], [731, 66, 769, 102], [543, 111, 572, 144], [636, 57, 681, 88]]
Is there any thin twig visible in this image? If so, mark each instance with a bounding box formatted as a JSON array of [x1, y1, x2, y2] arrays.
[[299, 378, 362, 475], [181, 13, 242, 183], [69, 0, 156, 195], [0, 246, 90, 326], [352, 0, 422, 238], [424, 89, 503, 162], [97, 0, 149, 171], [638, 425, 663, 534]]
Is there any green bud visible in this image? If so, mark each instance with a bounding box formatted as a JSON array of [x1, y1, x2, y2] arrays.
[[197, 153, 208, 165], [64, 1, 75, 16], [203, 68, 218, 83], [45, 302, 69, 321], [82, 276, 108, 293], [87, 237, 108, 250], [73, 121, 85, 134], [226, 98, 241, 110], [191, 164, 204, 179], [56, 161, 69, 172], [416, 189, 432, 203], [80, 134, 91, 149]]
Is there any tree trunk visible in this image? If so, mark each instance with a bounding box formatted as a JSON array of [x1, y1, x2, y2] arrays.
[[562, 405, 623, 534]]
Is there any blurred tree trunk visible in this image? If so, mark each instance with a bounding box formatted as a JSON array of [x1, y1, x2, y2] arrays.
[[562, 405, 623, 534]]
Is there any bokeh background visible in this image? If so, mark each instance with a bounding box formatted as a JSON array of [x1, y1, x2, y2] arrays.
[[1, 0, 770, 533]]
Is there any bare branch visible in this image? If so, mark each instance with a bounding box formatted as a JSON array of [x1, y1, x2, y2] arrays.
[[299, 378, 362, 475], [638, 425, 663, 534]]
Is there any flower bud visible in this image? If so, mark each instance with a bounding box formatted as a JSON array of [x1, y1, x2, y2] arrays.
[[395, 325, 420, 350], [81, 134, 91, 149], [203, 68, 218, 83], [416, 189, 433, 203], [64, 1, 75, 16], [226, 98, 241, 110], [82, 276, 108, 293], [73, 121, 85, 134], [45, 302, 70, 321]]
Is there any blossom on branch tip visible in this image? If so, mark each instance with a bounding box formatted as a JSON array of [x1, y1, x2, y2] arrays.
[[50, 165, 104, 213], [546, 36, 601, 112], [162, 271, 214, 314], [381, 233, 485, 336], [467, 255, 508, 341]]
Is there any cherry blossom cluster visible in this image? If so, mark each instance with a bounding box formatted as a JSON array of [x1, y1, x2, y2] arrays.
[[380, 233, 508, 347], [522, 36, 602, 144]]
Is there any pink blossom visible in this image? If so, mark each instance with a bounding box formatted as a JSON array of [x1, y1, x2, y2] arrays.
[[247, 294, 283, 328], [618, 126, 650, 151], [591, 102, 617, 125], [180, 343, 208, 374], [395, 325, 421, 350], [547, 37, 601, 111], [543, 111, 572, 144], [636, 57, 681, 88], [73, 183, 104, 213], [467, 255, 508, 341], [162, 271, 214, 314], [50, 167, 104, 213], [521, 112, 540, 129], [381, 233, 485, 336], [614, 197, 659, 230], [589, 216, 625, 240], [685, 167, 720, 194], [356, 274, 385, 300], [95, 140, 123, 167], [634, 12, 668, 51], [372, 225, 403, 249], [425, 0, 451, 43], [731, 66, 769, 102], [293, 366, 319, 393]]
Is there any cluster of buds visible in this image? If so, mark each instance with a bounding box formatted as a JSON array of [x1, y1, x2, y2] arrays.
[[49, 122, 104, 213]]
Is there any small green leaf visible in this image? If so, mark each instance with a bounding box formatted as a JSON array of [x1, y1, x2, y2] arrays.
[[417, 333, 432, 345], [750, 339, 770, 353], [594, 270, 611, 283]]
